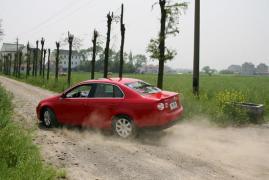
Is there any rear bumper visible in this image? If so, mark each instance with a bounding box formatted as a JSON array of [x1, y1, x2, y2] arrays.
[[137, 105, 183, 129]]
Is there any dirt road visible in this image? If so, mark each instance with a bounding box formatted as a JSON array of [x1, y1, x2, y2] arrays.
[[0, 76, 269, 180]]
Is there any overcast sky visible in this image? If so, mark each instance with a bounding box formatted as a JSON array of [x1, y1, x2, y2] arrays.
[[0, 0, 268, 70]]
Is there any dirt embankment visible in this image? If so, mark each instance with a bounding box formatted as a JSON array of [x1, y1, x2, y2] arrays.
[[0, 76, 269, 180]]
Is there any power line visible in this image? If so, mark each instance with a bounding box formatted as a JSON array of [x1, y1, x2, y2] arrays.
[[19, 0, 93, 37]]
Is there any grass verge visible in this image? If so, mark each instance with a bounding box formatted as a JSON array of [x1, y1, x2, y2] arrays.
[[0, 84, 62, 179]]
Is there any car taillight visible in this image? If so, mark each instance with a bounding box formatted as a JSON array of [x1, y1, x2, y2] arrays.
[[157, 103, 165, 111]]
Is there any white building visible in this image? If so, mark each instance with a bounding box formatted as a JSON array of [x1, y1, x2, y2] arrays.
[[241, 62, 255, 75], [228, 65, 241, 74], [51, 49, 82, 71], [256, 63, 269, 75]]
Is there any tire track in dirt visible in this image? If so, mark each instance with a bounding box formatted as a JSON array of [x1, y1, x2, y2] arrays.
[[1, 76, 268, 180]]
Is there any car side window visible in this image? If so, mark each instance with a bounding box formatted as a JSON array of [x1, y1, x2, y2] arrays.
[[65, 84, 93, 98], [93, 84, 124, 98]]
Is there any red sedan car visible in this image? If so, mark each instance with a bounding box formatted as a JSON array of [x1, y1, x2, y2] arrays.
[[36, 78, 183, 138]]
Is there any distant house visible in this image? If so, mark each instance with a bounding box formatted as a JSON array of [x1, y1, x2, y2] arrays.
[[0, 43, 24, 60], [256, 63, 269, 75], [228, 65, 241, 74], [50, 49, 83, 72], [241, 62, 255, 76]]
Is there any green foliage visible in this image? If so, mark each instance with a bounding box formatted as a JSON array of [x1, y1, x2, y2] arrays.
[[215, 90, 249, 125], [0, 85, 57, 179], [147, 38, 176, 61], [165, 1, 188, 36], [147, 1, 188, 61], [202, 66, 216, 76]]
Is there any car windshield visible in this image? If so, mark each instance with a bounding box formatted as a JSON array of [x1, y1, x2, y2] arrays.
[[125, 81, 161, 94]]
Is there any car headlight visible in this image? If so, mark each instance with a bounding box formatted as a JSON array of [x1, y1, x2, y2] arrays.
[[157, 103, 165, 111]]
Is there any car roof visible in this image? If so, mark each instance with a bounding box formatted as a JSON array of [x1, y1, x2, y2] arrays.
[[82, 77, 141, 85]]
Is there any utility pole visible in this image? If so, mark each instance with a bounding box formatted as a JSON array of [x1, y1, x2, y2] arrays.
[[47, 49, 50, 80], [104, 12, 113, 78], [91, 30, 98, 80], [67, 32, 74, 87], [40, 38, 45, 76], [193, 0, 200, 96], [119, 4, 125, 79], [55, 42, 60, 81]]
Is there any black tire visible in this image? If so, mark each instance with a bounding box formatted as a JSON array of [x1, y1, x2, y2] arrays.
[[42, 108, 58, 128], [112, 115, 137, 138]]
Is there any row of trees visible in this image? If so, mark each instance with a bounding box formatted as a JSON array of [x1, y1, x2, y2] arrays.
[[78, 46, 147, 73]]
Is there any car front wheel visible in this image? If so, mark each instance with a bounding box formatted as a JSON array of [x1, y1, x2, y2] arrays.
[[42, 108, 58, 128], [112, 116, 136, 138]]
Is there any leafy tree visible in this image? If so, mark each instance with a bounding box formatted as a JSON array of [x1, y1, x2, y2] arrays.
[[133, 54, 147, 68], [202, 66, 216, 76], [147, 0, 187, 88]]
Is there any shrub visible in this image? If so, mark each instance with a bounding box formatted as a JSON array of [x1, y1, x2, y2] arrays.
[[215, 90, 249, 125]]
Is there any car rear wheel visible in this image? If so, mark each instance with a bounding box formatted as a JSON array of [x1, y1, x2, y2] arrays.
[[112, 116, 136, 138], [42, 108, 58, 128]]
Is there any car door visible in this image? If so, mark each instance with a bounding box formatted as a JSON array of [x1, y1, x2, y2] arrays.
[[57, 84, 94, 126], [83, 83, 124, 128]]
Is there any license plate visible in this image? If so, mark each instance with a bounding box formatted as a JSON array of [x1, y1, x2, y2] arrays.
[[170, 101, 178, 110]]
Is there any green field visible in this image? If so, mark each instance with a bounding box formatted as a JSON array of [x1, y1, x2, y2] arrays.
[[4, 72, 269, 125]]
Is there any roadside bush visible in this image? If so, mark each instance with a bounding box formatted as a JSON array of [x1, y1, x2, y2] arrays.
[[215, 90, 249, 125], [0, 85, 57, 180]]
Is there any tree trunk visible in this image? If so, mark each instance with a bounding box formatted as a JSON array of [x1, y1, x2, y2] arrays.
[[4, 56, 6, 74], [8, 54, 11, 75], [34, 41, 39, 77], [91, 30, 98, 79], [104, 12, 113, 78], [40, 38, 44, 76], [47, 49, 50, 80], [18, 52, 22, 78], [157, 0, 166, 89], [55, 42, 60, 81], [43, 49, 46, 80], [26, 43, 30, 78], [119, 4, 125, 79], [42, 49, 45, 79], [0, 57, 2, 73], [31, 49, 35, 76], [193, 0, 200, 96], [68, 32, 74, 87]]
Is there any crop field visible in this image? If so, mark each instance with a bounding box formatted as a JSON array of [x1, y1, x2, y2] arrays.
[[6, 72, 269, 125]]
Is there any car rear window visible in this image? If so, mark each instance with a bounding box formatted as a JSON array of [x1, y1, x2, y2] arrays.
[[125, 81, 161, 94]]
